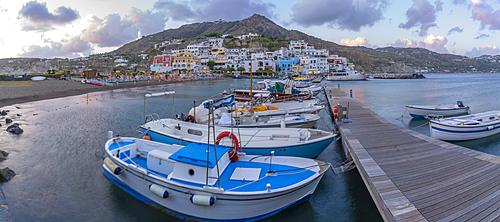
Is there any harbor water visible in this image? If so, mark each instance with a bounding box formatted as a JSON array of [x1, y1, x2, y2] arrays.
[[1, 73, 499, 221]]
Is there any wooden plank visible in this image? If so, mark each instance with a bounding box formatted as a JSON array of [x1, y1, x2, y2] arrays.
[[324, 86, 500, 221]]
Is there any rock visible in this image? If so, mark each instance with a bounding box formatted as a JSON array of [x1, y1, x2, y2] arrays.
[[5, 119, 11, 124], [0, 156, 5, 162], [6, 123, 23, 135], [0, 168, 16, 182], [0, 151, 9, 158], [0, 111, 6, 116], [16, 114, 21, 117]]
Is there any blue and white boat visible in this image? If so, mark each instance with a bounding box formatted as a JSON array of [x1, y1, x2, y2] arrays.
[[102, 137, 330, 221], [406, 101, 470, 118], [429, 110, 500, 141], [140, 118, 335, 158]]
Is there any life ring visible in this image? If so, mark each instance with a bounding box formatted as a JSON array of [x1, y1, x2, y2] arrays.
[[215, 131, 240, 162]]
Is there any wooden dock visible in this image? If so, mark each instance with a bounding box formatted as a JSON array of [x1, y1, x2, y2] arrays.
[[325, 85, 500, 222]]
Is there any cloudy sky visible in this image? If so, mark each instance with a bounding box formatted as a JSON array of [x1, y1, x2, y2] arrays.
[[1, 0, 499, 59]]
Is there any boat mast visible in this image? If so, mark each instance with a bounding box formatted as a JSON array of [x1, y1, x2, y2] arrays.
[[211, 105, 221, 188], [250, 67, 253, 96]]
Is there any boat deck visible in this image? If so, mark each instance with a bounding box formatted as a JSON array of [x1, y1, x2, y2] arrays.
[[325, 85, 500, 221], [117, 148, 316, 192]]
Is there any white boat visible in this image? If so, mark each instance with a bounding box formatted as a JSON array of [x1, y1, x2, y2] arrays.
[[140, 118, 336, 158], [188, 99, 325, 124], [406, 101, 469, 118], [326, 69, 366, 81], [102, 137, 330, 221], [298, 85, 322, 96], [216, 113, 320, 129], [429, 110, 500, 141], [30, 76, 46, 81]]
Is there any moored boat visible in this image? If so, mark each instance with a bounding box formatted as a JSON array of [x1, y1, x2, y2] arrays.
[[30, 76, 46, 81], [326, 69, 366, 81], [103, 137, 330, 221], [140, 118, 336, 158], [406, 101, 469, 118], [187, 98, 325, 124], [216, 113, 320, 129], [429, 110, 500, 141], [231, 89, 312, 103]]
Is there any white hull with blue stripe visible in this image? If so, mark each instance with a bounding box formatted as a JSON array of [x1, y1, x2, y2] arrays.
[[103, 137, 329, 221], [141, 118, 336, 158], [429, 110, 500, 141], [406, 102, 469, 118]]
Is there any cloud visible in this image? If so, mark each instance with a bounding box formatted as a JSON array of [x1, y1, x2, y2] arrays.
[[154, 0, 276, 22], [447, 26, 463, 35], [452, 0, 467, 4], [474, 33, 490, 39], [390, 38, 418, 47], [340, 37, 370, 46], [289, 0, 389, 31], [398, 0, 443, 37], [465, 45, 500, 57], [418, 34, 448, 53], [19, 36, 92, 58], [81, 7, 168, 48], [471, 0, 500, 30], [0, 7, 8, 12], [125, 7, 168, 36], [18, 1, 79, 32]]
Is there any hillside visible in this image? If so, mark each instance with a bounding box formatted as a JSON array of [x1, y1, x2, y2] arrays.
[[114, 14, 500, 73]]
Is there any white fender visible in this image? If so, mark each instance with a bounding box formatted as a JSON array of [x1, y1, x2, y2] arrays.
[[149, 184, 169, 198], [190, 195, 215, 206], [104, 157, 121, 175]]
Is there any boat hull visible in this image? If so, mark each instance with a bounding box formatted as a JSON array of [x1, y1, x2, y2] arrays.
[[218, 117, 319, 129], [406, 106, 469, 118], [326, 77, 367, 81], [102, 161, 324, 221], [430, 121, 500, 141], [142, 128, 334, 158]]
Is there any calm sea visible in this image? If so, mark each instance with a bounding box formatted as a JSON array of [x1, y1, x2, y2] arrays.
[[1, 73, 499, 221]]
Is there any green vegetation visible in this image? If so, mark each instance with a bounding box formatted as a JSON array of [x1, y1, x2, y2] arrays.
[[255, 70, 274, 74], [207, 60, 215, 70], [237, 66, 245, 72], [225, 35, 233, 39], [204, 32, 221, 38]]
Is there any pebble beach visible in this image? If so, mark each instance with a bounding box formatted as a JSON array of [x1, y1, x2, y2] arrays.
[[0, 78, 213, 108]]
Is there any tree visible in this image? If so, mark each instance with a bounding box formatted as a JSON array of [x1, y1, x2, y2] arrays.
[[226, 67, 235, 72], [207, 60, 215, 70], [225, 35, 234, 39], [237, 66, 245, 72]]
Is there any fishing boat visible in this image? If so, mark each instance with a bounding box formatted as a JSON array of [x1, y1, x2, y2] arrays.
[[187, 98, 325, 124], [298, 85, 322, 96], [140, 118, 336, 158], [102, 137, 330, 221], [312, 77, 323, 83], [429, 110, 500, 141], [231, 89, 312, 103], [406, 101, 469, 118], [216, 113, 321, 129]]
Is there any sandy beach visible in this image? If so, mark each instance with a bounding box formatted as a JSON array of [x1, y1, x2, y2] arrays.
[[0, 78, 224, 108]]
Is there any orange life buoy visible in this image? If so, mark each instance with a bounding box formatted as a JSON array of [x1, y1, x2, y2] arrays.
[[142, 134, 151, 140], [215, 131, 240, 162]]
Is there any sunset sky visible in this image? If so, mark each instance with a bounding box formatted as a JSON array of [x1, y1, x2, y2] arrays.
[[0, 0, 499, 59]]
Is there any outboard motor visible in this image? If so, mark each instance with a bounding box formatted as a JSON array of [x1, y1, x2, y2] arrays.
[[457, 101, 464, 108]]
